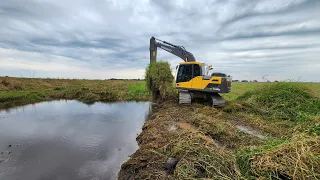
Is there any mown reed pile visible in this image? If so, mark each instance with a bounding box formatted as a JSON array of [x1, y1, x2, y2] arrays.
[[237, 134, 320, 179], [145, 61, 175, 101], [118, 102, 241, 180]]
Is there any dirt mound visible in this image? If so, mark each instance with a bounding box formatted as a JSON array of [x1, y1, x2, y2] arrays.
[[145, 61, 175, 100], [225, 82, 320, 121]]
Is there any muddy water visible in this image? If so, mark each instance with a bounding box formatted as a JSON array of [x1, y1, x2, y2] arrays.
[[0, 100, 151, 180], [236, 125, 266, 139]]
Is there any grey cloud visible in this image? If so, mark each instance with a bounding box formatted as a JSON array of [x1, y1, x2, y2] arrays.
[[0, 0, 319, 81], [221, 0, 314, 26], [30, 37, 125, 49]]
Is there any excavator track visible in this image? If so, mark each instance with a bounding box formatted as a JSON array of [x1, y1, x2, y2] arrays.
[[209, 93, 226, 107], [178, 90, 191, 105]]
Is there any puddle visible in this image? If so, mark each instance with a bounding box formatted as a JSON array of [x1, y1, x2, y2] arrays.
[[168, 124, 178, 131], [236, 125, 266, 139], [213, 141, 224, 149], [0, 100, 151, 180], [177, 122, 194, 131]]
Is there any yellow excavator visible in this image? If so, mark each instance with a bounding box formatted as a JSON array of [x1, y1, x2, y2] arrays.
[[149, 37, 232, 107]]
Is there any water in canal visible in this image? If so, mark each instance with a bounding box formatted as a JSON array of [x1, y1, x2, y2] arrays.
[[0, 100, 151, 180]]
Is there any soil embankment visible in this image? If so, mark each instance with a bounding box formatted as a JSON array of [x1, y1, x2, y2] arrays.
[[118, 101, 264, 179], [119, 83, 320, 179]]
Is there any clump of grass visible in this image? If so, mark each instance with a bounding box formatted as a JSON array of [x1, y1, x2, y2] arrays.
[[172, 132, 240, 179], [188, 112, 263, 149], [1, 78, 24, 90], [307, 123, 320, 136], [226, 82, 320, 122], [236, 138, 289, 179], [79, 92, 100, 103], [127, 82, 149, 100], [145, 61, 175, 100], [237, 134, 320, 179]]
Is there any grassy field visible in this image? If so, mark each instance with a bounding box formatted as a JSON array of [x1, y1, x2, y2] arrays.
[[0, 76, 149, 109], [2, 76, 319, 108]]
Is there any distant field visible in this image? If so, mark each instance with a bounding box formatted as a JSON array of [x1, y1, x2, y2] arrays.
[[0, 77, 149, 109], [1, 76, 319, 109], [223, 82, 320, 101]]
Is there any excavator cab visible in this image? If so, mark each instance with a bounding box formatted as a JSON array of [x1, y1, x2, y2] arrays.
[[175, 62, 231, 94]]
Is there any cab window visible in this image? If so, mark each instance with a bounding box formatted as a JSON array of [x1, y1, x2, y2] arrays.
[[176, 64, 192, 82], [194, 64, 201, 77]]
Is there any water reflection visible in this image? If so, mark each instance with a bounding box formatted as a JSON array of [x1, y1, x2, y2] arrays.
[[0, 100, 151, 180]]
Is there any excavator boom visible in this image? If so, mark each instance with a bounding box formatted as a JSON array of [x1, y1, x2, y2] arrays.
[[150, 37, 196, 63]]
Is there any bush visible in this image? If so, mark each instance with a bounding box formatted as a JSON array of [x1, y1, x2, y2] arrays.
[[145, 61, 174, 100]]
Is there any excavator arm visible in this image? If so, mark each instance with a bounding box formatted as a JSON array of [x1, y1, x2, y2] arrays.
[[150, 37, 196, 63]]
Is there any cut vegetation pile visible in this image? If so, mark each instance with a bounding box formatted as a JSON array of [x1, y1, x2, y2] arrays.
[[226, 82, 320, 122], [226, 82, 320, 179], [237, 134, 320, 179], [145, 61, 175, 100], [118, 101, 242, 179], [119, 82, 320, 179]]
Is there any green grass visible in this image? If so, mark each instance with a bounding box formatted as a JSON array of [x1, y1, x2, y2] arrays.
[[222, 82, 265, 101], [225, 82, 320, 122], [236, 137, 289, 179], [127, 82, 149, 100]]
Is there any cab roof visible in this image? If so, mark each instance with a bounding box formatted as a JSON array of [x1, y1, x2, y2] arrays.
[[179, 62, 204, 66]]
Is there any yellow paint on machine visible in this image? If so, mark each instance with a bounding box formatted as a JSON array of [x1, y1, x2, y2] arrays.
[[201, 77, 222, 89], [176, 76, 222, 90], [176, 81, 192, 89], [179, 62, 203, 65], [191, 76, 202, 89]]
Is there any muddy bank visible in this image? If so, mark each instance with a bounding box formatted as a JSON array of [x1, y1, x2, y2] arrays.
[[118, 101, 266, 179]]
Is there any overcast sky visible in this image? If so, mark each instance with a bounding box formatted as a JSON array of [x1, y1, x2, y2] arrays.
[[0, 0, 319, 81]]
